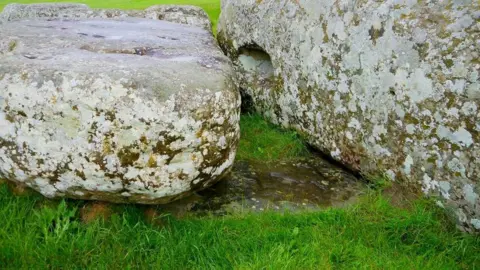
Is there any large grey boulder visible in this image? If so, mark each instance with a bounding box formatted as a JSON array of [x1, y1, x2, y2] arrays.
[[0, 18, 240, 204], [218, 0, 480, 231], [0, 3, 212, 31]]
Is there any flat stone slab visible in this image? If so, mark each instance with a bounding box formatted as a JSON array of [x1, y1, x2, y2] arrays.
[[0, 18, 240, 204]]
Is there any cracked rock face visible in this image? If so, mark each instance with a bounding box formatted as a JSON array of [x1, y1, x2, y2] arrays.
[[0, 18, 240, 204], [218, 0, 480, 232], [0, 3, 212, 31]]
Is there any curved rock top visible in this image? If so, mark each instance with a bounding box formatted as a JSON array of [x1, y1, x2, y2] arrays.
[[0, 3, 212, 31], [1, 18, 227, 101], [218, 0, 480, 232], [0, 18, 240, 204]]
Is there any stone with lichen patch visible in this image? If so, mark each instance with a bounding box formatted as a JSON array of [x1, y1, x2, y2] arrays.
[[0, 17, 240, 204], [218, 0, 480, 232]]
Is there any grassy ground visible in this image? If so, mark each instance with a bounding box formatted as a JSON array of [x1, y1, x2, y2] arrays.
[[237, 114, 310, 162], [1, 184, 479, 269]]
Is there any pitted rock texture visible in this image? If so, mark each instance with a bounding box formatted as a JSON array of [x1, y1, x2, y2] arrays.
[[218, 0, 480, 232], [0, 3, 212, 31], [0, 18, 240, 204]]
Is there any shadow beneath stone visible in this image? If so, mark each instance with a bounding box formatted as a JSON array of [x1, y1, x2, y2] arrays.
[[80, 201, 112, 224], [0, 154, 367, 220]]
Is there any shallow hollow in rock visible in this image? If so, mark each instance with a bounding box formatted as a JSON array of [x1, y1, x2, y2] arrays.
[[0, 18, 240, 204], [234, 45, 278, 114], [237, 46, 274, 78]]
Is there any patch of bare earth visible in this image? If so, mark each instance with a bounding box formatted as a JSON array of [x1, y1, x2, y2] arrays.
[[144, 207, 165, 227], [382, 182, 422, 209], [5, 181, 35, 196], [80, 202, 113, 224]]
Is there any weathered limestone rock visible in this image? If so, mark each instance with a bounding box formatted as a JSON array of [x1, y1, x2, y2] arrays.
[[0, 3, 212, 31], [0, 18, 240, 204], [218, 0, 480, 231]]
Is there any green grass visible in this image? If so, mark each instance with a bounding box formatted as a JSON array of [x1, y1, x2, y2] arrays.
[[0, 184, 479, 269], [238, 113, 311, 162], [0, 0, 221, 31]]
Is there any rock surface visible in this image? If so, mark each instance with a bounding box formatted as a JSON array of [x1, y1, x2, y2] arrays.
[[0, 18, 240, 204], [156, 156, 364, 217], [218, 0, 480, 232], [0, 3, 212, 31]]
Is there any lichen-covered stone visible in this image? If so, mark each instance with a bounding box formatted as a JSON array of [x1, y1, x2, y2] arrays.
[[218, 0, 480, 232], [0, 3, 212, 31], [0, 18, 240, 204]]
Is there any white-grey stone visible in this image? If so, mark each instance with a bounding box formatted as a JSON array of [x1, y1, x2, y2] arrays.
[[472, 219, 480, 230], [218, 0, 480, 231], [0, 18, 240, 204]]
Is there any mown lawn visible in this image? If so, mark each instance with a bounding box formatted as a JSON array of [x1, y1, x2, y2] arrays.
[[0, 183, 479, 269]]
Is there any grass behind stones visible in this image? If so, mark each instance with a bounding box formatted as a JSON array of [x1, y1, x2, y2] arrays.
[[0, 0, 221, 31], [237, 113, 311, 162], [0, 184, 479, 269]]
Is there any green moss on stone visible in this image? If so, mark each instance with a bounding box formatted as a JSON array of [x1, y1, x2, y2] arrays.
[[414, 42, 430, 60], [352, 14, 361, 26], [403, 113, 420, 125], [147, 155, 157, 168], [117, 147, 140, 167], [322, 22, 329, 43], [369, 25, 385, 46], [217, 31, 237, 58], [443, 59, 454, 68], [103, 137, 113, 155], [8, 40, 17, 52]]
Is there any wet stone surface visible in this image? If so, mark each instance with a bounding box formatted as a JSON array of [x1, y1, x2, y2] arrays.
[[157, 155, 366, 216]]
